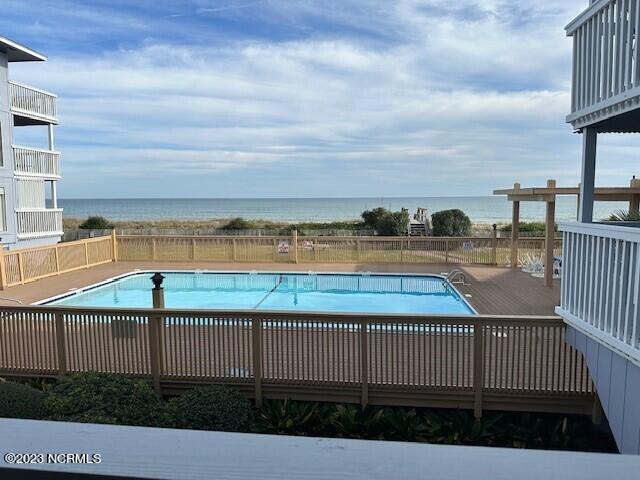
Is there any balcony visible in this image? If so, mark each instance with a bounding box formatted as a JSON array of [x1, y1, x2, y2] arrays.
[[556, 222, 640, 362], [16, 208, 63, 239], [8, 80, 58, 125], [12, 145, 60, 179], [566, 0, 640, 130]]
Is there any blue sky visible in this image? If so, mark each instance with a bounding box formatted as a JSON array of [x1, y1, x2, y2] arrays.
[[2, 0, 637, 198]]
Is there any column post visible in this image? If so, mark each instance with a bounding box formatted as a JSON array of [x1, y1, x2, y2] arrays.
[[360, 319, 369, 407], [578, 127, 597, 223], [510, 183, 520, 268], [544, 180, 556, 288], [252, 317, 263, 407]]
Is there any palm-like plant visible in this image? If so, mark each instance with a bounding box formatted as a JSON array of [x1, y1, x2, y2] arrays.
[[607, 209, 640, 222]]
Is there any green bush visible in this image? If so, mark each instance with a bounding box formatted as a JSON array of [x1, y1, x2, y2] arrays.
[[431, 209, 471, 237], [361, 208, 409, 236], [43, 373, 163, 426], [164, 385, 254, 432], [361, 208, 389, 229], [0, 381, 44, 419], [499, 222, 552, 233], [221, 217, 252, 231], [78, 216, 114, 230]]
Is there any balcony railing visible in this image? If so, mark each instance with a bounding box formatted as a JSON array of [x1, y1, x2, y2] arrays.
[[16, 209, 63, 239], [8, 81, 57, 124], [566, 0, 640, 128], [13, 145, 60, 178], [557, 222, 640, 361]]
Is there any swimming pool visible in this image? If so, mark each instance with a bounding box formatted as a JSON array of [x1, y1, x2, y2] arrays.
[[44, 272, 475, 315]]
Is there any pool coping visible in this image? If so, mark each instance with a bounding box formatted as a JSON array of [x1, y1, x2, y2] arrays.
[[34, 269, 478, 315]]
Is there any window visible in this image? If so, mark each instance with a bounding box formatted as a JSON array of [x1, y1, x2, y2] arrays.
[[0, 187, 6, 232]]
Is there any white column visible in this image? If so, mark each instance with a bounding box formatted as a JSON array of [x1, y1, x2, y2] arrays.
[[47, 124, 55, 151], [50, 180, 57, 209], [578, 127, 597, 223]]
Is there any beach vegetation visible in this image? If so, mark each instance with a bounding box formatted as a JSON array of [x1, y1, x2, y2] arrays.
[[431, 209, 472, 236], [78, 216, 114, 230], [361, 208, 409, 236]]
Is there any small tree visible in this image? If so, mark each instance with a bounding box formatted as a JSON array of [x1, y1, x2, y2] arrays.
[[79, 216, 114, 230], [361, 208, 389, 229], [431, 209, 472, 237]]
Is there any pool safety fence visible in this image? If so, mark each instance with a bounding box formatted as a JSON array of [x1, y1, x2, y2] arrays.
[[0, 306, 593, 417], [0, 232, 563, 290]]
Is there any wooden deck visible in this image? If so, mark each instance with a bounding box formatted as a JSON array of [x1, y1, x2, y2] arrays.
[[0, 261, 560, 316]]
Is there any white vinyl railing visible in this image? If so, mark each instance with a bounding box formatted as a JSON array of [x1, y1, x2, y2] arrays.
[[16, 209, 63, 239], [13, 145, 60, 178], [558, 222, 640, 361], [8, 81, 57, 123], [566, 0, 640, 127]]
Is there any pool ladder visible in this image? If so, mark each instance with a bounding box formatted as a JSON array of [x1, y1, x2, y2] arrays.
[[446, 269, 469, 286]]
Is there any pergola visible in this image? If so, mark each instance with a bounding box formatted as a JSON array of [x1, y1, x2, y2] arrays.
[[493, 177, 640, 288]]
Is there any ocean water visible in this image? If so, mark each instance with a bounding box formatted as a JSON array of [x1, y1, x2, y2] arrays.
[[46, 272, 475, 315], [56, 196, 628, 224]]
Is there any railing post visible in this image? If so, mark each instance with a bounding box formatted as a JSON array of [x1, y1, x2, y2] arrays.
[[151, 238, 157, 261], [54, 245, 60, 274], [111, 229, 118, 262], [473, 319, 485, 419], [292, 230, 298, 264], [232, 238, 237, 262], [360, 319, 369, 407], [491, 224, 497, 266], [356, 239, 361, 262], [252, 317, 263, 407], [0, 253, 6, 290], [17, 252, 24, 285], [445, 240, 449, 264], [191, 238, 197, 261], [84, 241, 90, 268], [400, 239, 404, 263], [55, 312, 67, 376]]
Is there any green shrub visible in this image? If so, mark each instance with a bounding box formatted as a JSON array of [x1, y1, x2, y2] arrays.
[[499, 222, 552, 233], [0, 381, 44, 419], [78, 216, 114, 230], [256, 399, 328, 436], [164, 385, 253, 432], [361, 208, 408, 236], [43, 373, 163, 426], [361, 208, 389, 229], [221, 217, 252, 231], [431, 209, 471, 237]]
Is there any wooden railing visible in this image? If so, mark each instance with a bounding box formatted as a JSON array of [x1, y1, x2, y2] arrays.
[[8, 81, 57, 123], [13, 145, 61, 178], [558, 222, 640, 362], [117, 234, 562, 267], [0, 234, 115, 289], [566, 0, 640, 128], [16, 209, 64, 239], [0, 306, 594, 416]]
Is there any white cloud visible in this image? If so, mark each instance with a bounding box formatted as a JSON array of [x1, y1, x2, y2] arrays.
[[10, 0, 637, 198]]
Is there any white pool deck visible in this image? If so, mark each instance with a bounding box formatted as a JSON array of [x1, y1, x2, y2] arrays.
[[0, 419, 638, 480]]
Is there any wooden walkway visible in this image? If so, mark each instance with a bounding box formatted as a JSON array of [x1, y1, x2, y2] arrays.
[[0, 261, 560, 316]]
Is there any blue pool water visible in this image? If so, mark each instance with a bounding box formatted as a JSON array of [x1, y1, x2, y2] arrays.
[[46, 272, 475, 315]]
